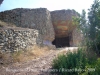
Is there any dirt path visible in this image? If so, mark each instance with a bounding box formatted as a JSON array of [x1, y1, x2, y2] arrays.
[[0, 47, 78, 75]]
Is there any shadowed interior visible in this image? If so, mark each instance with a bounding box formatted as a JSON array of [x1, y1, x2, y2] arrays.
[[52, 36, 70, 48]]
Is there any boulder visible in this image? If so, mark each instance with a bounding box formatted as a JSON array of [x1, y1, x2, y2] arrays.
[[51, 9, 82, 47], [51, 9, 78, 38]]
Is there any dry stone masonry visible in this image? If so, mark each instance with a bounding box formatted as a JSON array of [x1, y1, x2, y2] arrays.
[[0, 27, 39, 52]]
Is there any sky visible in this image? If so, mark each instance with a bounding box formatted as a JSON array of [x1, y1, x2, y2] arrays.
[[0, 0, 94, 14]]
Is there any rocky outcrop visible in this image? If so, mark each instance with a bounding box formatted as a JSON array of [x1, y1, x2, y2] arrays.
[[0, 8, 55, 46], [0, 8, 82, 48], [51, 9, 82, 47], [51, 9, 78, 38], [0, 27, 39, 52], [21, 8, 55, 44]]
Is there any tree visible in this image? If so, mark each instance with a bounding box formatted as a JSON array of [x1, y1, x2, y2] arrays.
[[88, 0, 100, 54], [80, 10, 88, 36], [88, 0, 100, 40], [72, 9, 88, 38]]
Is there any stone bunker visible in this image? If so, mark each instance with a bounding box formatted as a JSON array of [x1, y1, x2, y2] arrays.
[[0, 8, 82, 52], [51, 10, 81, 47]]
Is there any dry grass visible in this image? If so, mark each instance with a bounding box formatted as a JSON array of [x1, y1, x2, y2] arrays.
[[0, 45, 50, 67], [12, 45, 49, 62], [0, 20, 16, 27]]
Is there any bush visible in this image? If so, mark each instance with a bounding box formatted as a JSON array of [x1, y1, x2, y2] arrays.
[[52, 48, 99, 75], [81, 58, 100, 75], [52, 48, 87, 75]]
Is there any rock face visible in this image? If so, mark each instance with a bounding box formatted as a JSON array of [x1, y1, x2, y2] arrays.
[[0, 8, 82, 49], [51, 9, 82, 47], [0, 8, 55, 46], [0, 27, 39, 52], [51, 9, 78, 38]]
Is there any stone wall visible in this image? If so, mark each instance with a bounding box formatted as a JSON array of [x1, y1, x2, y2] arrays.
[[0, 27, 39, 52], [0, 8, 55, 45]]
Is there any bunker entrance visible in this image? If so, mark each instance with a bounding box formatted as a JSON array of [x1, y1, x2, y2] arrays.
[[52, 36, 70, 48]]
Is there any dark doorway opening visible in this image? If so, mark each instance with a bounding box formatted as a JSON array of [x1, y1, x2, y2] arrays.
[[52, 36, 70, 48]]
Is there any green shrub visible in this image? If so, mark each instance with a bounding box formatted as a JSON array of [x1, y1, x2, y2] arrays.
[[52, 48, 99, 75], [52, 48, 88, 75]]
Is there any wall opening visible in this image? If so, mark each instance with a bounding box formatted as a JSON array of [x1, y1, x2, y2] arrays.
[[52, 36, 70, 48]]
